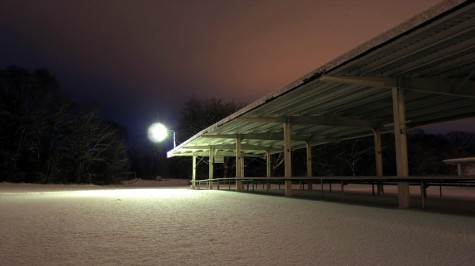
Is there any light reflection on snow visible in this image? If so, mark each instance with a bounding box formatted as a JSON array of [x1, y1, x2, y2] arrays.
[[1, 188, 194, 198], [62, 188, 194, 198]]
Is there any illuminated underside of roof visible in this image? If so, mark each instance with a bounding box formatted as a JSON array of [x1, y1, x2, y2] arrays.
[[168, 0, 475, 158]]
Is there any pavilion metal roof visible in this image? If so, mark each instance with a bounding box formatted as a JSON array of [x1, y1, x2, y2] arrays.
[[168, 0, 475, 158]]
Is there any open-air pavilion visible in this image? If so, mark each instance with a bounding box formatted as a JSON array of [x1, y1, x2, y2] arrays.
[[167, 0, 475, 208]]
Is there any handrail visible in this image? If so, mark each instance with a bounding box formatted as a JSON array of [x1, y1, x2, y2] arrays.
[[195, 175, 475, 182], [192, 175, 475, 208]]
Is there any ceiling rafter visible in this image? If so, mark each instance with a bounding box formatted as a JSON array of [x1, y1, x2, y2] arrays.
[[181, 144, 279, 152], [171, 151, 265, 157], [202, 133, 311, 142], [236, 114, 373, 128], [321, 75, 475, 98], [355, 14, 475, 74]]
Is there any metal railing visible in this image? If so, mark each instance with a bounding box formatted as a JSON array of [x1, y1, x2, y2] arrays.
[[192, 175, 475, 208]]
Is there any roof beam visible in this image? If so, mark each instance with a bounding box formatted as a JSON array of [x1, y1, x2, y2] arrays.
[[291, 115, 373, 128], [202, 133, 311, 142], [236, 114, 373, 128], [181, 144, 276, 151], [320, 75, 396, 88], [170, 152, 265, 157], [321, 75, 475, 98], [451, 71, 474, 93], [236, 117, 284, 123], [403, 77, 475, 98]]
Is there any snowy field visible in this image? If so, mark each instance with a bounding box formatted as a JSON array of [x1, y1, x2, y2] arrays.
[[1, 183, 475, 265]]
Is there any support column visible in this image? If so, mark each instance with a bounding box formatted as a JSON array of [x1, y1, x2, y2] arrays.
[[192, 155, 197, 189], [241, 153, 245, 177], [306, 142, 313, 190], [266, 150, 272, 178], [236, 136, 243, 190], [208, 147, 214, 189], [392, 86, 410, 208], [284, 122, 292, 197], [373, 128, 384, 194], [266, 149, 271, 190]]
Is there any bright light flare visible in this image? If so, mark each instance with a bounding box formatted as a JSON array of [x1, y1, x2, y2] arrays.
[[148, 122, 169, 143]]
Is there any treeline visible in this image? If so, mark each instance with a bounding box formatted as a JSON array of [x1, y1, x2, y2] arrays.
[[247, 130, 475, 178], [0, 66, 129, 184], [309, 130, 475, 176]]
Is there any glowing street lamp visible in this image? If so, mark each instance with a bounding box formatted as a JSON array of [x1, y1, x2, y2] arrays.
[[148, 122, 176, 148]]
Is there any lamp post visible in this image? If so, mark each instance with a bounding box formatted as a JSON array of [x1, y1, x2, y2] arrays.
[[148, 122, 176, 148], [170, 129, 176, 149]]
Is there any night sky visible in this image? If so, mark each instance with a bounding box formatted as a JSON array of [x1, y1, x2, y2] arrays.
[[3, 0, 470, 145]]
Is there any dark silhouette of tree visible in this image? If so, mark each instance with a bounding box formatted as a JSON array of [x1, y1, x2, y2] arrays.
[[446, 131, 475, 156], [310, 137, 374, 176], [310, 129, 475, 177], [0, 66, 129, 184], [0, 66, 59, 182], [128, 142, 168, 180], [42, 96, 77, 183], [336, 138, 374, 176], [407, 129, 451, 175], [64, 106, 129, 184], [171, 96, 242, 179], [178, 96, 241, 141]]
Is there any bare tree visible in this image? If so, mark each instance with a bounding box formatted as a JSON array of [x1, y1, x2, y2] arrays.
[[65, 106, 129, 184], [446, 131, 475, 156], [169, 96, 242, 178], [337, 138, 373, 176], [178, 96, 242, 140], [0, 66, 58, 182], [0, 66, 129, 184]]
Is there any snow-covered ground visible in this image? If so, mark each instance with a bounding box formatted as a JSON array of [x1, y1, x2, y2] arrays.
[[1, 183, 475, 265]]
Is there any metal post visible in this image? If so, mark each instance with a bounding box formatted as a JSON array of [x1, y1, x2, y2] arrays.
[[341, 181, 344, 200], [392, 86, 410, 208], [266, 149, 271, 191], [284, 121, 292, 197], [236, 136, 242, 191], [192, 155, 197, 189], [420, 181, 425, 209], [373, 128, 384, 195], [208, 147, 214, 189], [306, 142, 313, 191], [241, 152, 245, 179], [172, 130, 176, 149], [320, 178, 324, 199]]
